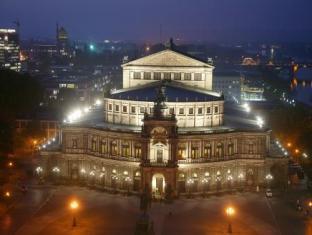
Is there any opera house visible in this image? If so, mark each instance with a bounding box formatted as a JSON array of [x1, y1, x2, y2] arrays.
[[39, 47, 287, 198]]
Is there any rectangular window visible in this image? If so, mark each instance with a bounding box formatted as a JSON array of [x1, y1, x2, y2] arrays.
[[92, 139, 97, 151], [169, 108, 174, 114], [135, 145, 141, 158], [140, 107, 145, 113], [206, 107, 211, 114], [189, 108, 194, 115], [133, 72, 141, 79], [198, 107, 203, 114], [179, 108, 184, 115], [143, 72, 151, 80], [214, 106, 219, 114], [164, 72, 171, 80], [122, 105, 127, 113], [131, 106, 136, 113], [173, 73, 181, 80], [194, 73, 202, 81], [154, 72, 161, 80], [184, 73, 191, 80], [115, 105, 120, 112], [72, 139, 78, 148], [122, 144, 130, 157]]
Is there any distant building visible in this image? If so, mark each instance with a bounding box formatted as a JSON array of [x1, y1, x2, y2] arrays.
[[241, 84, 265, 101], [56, 24, 70, 56], [0, 28, 21, 72], [213, 71, 241, 103]]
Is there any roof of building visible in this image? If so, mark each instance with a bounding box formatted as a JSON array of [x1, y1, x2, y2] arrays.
[[109, 80, 223, 102], [122, 49, 214, 68]]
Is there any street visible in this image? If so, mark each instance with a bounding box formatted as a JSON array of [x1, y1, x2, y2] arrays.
[[0, 184, 311, 235]]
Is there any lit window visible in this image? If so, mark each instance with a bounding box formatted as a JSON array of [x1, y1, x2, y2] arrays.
[[154, 72, 161, 80], [194, 73, 202, 81], [143, 72, 151, 80], [115, 105, 119, 112], [122, 105, 127, 113], [184, 73, 191, 80], [173, 73, 181, 80], [206, 107, 211, 114], [214, 106, 219, 114], [133, 72, 141, 79], [164, 72, 171, 80], [72, 139, 78, 148]]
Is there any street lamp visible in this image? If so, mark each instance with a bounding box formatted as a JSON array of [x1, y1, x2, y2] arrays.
[[225, 206, 235, 233], [69, 200, 79, 227], [8, 161, 13, 168], [265, 174, 273, 189]]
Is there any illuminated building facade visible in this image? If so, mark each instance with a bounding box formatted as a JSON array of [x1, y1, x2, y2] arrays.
[[0, 29, 21, 72], [39, 48, 287, 198]]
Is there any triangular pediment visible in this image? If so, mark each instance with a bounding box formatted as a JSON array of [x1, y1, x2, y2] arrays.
[[122, 49, 214, 68]]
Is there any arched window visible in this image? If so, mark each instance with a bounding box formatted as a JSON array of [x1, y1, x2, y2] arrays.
[[100, 140, 107, 154], [91, 138, 97, 152], [216, 143, 224, 158], [134, 144, 141, 158], [228, 142, 234, 156], [204, 144, 212, 158], [110, 140, 118, 155], [248, 142, 255, 154], [122, 142, 130, 157]]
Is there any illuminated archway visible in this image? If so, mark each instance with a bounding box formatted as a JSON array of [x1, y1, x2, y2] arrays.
[[152, 173, 166, 197]]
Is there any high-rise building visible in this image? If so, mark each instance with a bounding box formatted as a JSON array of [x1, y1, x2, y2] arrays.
[[0, 28, 21, 72], [56, 24, 69, 56]]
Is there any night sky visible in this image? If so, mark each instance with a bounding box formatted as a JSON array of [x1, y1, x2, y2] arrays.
[[1, 0, 312, 42]]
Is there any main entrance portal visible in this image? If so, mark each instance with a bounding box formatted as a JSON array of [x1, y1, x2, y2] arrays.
[[152, 173, 165, 198]]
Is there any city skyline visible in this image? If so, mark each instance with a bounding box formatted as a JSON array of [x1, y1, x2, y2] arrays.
[[1, 0, 312, 42]]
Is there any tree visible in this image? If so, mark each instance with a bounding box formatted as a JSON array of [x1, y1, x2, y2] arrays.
[[0, 70, 43, 155]]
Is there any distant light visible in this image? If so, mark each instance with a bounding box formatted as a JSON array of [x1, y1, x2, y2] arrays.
[[52, 138, 56, 142], [95, 99, 102, 106], [303, 153, 308, 158], [83, 107, 90, 113], [89, 44, 95, 51], [256, 116, 264, 128], [242, 103, 251, 113]]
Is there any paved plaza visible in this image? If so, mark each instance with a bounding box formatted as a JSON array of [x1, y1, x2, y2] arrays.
[[0, 184, 311, 235]]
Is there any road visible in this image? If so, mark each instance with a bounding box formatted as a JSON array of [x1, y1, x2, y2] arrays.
[[0, 183, 311, 235]]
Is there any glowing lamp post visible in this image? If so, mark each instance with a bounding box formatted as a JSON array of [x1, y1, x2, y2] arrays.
[[265, 174, 273, 189], [225, 206, 235, 233], [69, 200, 79, 227], [8, 161, 13, 168]]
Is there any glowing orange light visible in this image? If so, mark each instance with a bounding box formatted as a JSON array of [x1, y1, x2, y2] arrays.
[[69, 200, 79, 210], [5, 191, 10, 197], [309, 201, 312, 207], [287, 142, 292, 147], [33, 140, 37, 145], [8, 162, 13, 167], [225, 206, 235, 217], [295, 149, 300, 154]]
